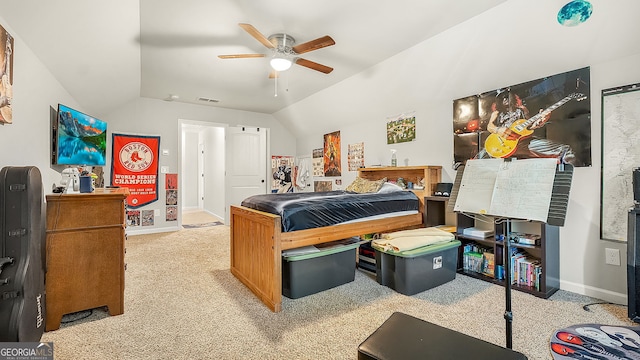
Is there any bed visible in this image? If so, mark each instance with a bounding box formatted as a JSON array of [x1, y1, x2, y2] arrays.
[[230, 165, 442, 312]]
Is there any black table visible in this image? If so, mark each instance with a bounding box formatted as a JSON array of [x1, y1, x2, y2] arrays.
[[358, 312, 527, 360]]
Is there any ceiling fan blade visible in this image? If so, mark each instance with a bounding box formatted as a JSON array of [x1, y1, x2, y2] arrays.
[[269, 70, 279, 79], [292, 35, 335, 54], [238, 23, 275, 49], [218, 54, 265, 59], [295, 58, 333, 74]]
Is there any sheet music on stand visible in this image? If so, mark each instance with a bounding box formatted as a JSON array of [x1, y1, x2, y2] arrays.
[[448, 158, 573, 349], [451, 158, 573, 224]]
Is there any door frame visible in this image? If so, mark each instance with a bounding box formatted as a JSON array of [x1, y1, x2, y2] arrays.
[[178, 119, 228, 226], [178, 120, 270, 225]]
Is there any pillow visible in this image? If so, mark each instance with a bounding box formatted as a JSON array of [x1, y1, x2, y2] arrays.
[[346, 177, 387, 193], [377, 182, 404, 194]]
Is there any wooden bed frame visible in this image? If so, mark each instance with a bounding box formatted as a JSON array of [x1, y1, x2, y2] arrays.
[[229, 165, 442, 312], [230, 206, 423, 312]]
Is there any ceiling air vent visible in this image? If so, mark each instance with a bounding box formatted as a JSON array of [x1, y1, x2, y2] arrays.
[[197, 97, 220, 103]]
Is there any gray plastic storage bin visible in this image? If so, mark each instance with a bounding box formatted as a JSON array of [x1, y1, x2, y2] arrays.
[[282, 240, 359, 299], [375, 240, 461, 295]]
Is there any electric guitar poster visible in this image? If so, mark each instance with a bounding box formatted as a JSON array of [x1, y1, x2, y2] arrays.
[[453, 67, 591, 167]]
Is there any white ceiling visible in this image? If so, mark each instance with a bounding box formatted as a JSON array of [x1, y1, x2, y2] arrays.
[[0, 0, 507, 117]]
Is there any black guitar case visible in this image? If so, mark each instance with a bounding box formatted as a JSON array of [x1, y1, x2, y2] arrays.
[[0, 166, 46, 342]]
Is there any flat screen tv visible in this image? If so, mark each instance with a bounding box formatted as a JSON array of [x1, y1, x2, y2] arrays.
[[53, 104, 107, 166]]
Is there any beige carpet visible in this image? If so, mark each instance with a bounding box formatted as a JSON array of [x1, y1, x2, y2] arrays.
[[42, 225, 636, 359], [181, 210, 221, 225]]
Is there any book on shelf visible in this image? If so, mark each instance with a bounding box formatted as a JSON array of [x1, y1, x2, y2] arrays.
[[463, 251, 484, 274], [510, 250, 542, 289], [462, 243, 494, 275], [482, 252, 495, 277]]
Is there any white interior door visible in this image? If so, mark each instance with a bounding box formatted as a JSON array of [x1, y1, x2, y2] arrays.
[[225, 126, 267, 224]]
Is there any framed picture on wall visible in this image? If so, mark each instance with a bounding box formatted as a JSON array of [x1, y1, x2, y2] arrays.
[[0, 23, 13, 124], [324, 131, 341, 177]]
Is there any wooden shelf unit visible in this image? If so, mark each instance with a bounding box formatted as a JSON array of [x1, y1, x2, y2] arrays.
[[358, 166, 442, 215], [424, 197, 559, 298], [44, 188, 129, 331]]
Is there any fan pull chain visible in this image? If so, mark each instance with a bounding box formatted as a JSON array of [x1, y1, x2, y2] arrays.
[[274, 74, 278, 97]]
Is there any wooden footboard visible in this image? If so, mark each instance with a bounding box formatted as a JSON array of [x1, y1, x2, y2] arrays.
[[230, 205, 283, 312], [230, 205, 423, 312]]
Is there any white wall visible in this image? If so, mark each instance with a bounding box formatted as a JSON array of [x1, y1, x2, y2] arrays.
[[182, 129, 200, 210], [275, 0, 640, 303], [0, 16, 84, 191], [103, 98, 295, 233], [204, 126, 225, 219], [0, 13, 296, 234]]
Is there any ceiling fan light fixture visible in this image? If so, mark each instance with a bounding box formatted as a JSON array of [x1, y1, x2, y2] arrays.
[[270, 56, 292, 71]]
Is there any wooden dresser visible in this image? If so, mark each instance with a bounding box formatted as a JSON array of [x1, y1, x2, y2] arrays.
[[44, 188, 129, 331]]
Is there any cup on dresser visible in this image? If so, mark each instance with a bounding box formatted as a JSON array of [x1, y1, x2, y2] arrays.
[[79, 176, 93, 193]]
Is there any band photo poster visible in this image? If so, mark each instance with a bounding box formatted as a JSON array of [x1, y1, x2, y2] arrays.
[[272, 155, 294, 193], [453, 67, 591, 167]]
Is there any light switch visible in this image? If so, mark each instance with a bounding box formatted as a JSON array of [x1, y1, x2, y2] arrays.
[[161, 166, 169, 173], [162, 149, 170, 156]]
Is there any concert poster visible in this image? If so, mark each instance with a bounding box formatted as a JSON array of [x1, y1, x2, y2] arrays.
[[111, 133, 161, 208], [324, 131, 341, 177], [453, 67, 591, 167]]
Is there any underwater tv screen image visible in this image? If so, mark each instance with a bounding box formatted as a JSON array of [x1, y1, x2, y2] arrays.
[[55, 104, 107, 166]]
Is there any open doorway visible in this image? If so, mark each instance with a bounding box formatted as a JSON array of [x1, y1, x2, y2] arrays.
[[179, 120, 269, 225], [180, 120, 225, 224]]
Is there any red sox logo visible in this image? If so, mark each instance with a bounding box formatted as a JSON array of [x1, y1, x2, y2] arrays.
[[119, 141, 153, 172]]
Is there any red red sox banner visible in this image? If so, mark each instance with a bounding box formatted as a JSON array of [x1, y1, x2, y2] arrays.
[[111, 133, 160, 208]]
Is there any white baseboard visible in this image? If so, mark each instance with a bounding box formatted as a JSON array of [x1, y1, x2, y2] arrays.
[[561, 279, 627, 305], [127, 226, 180, 236]]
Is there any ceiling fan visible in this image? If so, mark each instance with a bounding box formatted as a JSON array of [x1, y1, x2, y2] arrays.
[[218, 23, 335, 78]]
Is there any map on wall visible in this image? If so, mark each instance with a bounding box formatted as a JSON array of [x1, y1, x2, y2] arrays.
[[601, 83, 640, 241]]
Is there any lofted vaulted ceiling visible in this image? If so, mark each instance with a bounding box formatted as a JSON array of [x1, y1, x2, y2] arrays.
[[0, 0, 507, 117]]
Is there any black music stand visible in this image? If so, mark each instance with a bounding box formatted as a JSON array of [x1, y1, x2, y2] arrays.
[[450, 160, 573, 349]]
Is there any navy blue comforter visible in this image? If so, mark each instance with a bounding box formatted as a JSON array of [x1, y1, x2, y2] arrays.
[[240, 190, 419, 232]]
